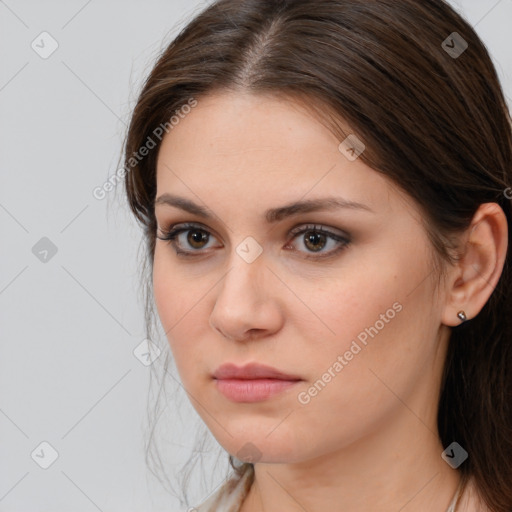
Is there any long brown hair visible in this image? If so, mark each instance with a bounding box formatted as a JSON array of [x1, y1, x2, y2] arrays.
[[122, 0, 512, 509]]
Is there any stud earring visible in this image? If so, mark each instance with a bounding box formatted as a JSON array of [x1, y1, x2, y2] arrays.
[[457, 311, 467, 323]]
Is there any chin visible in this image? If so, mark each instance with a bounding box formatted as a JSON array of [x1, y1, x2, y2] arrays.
[[209, 425, 303, 464]]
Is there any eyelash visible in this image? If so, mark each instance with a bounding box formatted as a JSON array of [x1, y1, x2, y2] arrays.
[[156, 222, 351, 260]]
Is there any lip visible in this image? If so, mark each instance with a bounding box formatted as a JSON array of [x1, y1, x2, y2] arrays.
[[213, 362, 302, 381], [213, 363, 302, 403]]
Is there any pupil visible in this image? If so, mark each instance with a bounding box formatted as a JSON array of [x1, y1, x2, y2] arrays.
[[189, 230, 208, 248], [305, 232, 326, 252]]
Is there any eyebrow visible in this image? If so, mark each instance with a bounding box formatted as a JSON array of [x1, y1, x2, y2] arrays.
[[155, 193, 374, 222]]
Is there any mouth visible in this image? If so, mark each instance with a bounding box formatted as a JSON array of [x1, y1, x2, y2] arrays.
[[212, 362, 302, 403]]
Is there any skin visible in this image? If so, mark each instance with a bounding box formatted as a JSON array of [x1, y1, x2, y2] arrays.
[[152, 91, 507, 511]]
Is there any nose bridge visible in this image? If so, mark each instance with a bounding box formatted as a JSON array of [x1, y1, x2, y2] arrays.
[[209, 244, 282, 340], [219, 247, 268, 309], [221, 232, 268, 294]]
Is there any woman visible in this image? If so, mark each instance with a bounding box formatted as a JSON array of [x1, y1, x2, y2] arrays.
[[123, 0, 512, 510]]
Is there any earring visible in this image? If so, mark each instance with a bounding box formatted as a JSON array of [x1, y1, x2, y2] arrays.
[[457, 311, 467, 323]]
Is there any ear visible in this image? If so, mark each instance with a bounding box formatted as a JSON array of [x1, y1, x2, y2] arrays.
[[441, 202, 508, 327]]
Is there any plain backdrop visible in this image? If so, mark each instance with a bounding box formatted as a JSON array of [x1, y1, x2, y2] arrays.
[[1, 1, 511, 511]]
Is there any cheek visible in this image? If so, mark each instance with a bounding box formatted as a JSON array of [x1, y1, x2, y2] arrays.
[[290, 268, 400, 352], [291, 249, 436, 413], [153, 247, 206, 327], [152, 251, 199, 366], [153, 249, 179, 332], [289, 245, 432, 389]]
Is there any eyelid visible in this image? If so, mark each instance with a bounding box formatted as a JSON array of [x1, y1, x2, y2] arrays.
[[156, 222, 222, 250], [156, 221, 218, 241], [288, 223, 349, 240]]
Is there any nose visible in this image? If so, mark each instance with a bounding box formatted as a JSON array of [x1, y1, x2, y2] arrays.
[[209, 253, 284, 342]]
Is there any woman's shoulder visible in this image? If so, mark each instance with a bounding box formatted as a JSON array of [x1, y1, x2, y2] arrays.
[[193, 465, 254, 512]]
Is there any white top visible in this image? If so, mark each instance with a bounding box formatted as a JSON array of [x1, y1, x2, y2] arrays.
[[194, 465, 254, 512]]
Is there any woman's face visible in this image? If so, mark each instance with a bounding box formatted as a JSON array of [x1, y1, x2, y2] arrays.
[[153, 91, 450, 464]]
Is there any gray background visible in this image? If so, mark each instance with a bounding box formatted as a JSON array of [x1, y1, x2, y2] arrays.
[[1, 1, 511, 511]]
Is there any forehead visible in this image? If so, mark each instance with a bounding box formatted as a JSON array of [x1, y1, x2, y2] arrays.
[[158, 91, 340, 162], [155, 91, 411, 218]]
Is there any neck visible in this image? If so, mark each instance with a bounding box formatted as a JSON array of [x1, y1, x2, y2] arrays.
[[240, 409, 461, 512]]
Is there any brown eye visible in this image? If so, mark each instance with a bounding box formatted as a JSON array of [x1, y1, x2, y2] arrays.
[[187, 229, 209, 249], [156, 223, 219, 255], [157, 222, 350, 260], [303, 231, 327, 252], [287, 224, 351, 260]]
